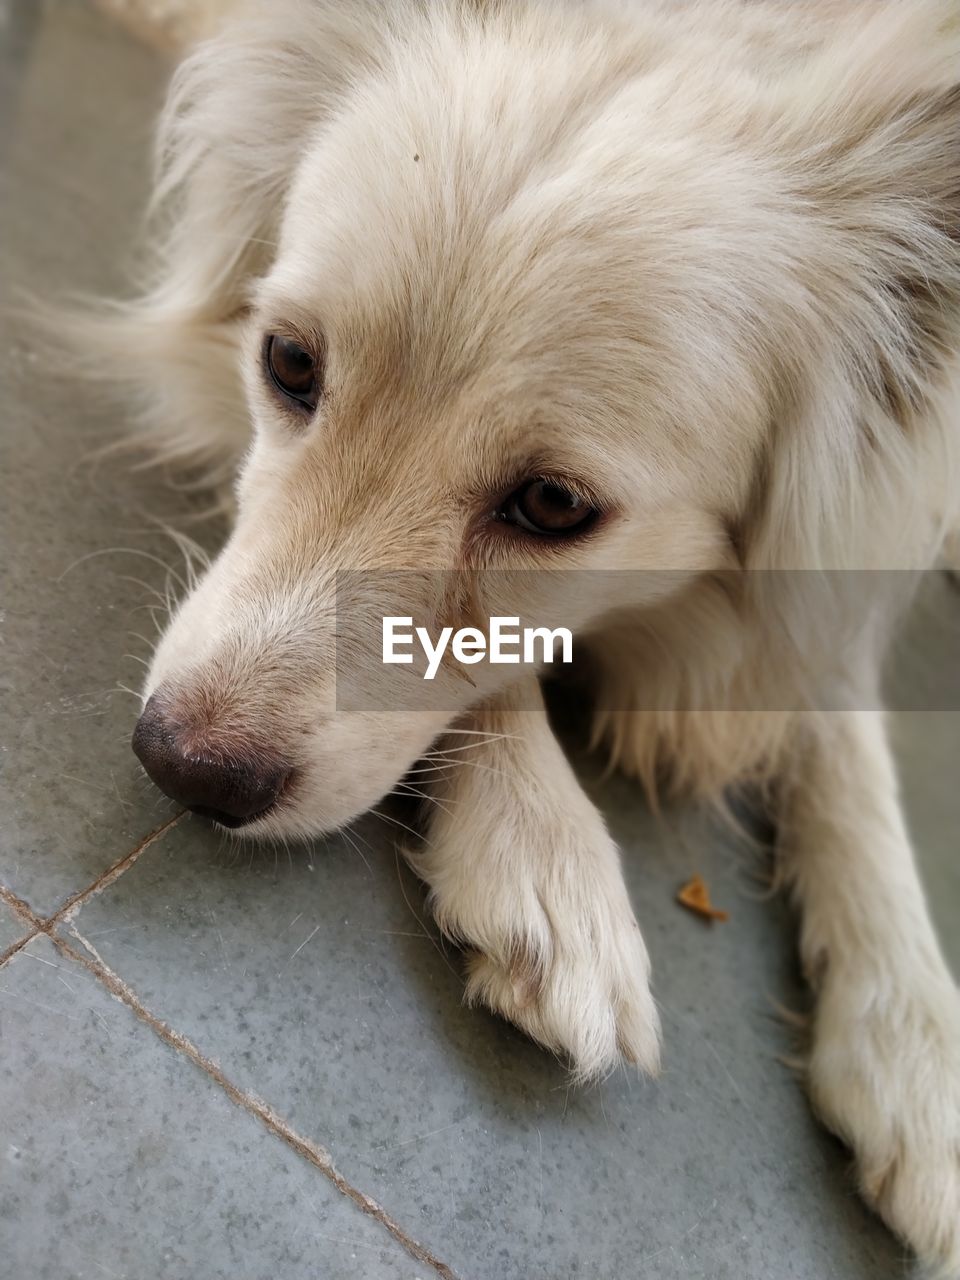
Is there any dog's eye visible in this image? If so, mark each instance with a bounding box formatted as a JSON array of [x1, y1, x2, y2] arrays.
[[500, 478, 599, 537], [264, 334, 320, 412]]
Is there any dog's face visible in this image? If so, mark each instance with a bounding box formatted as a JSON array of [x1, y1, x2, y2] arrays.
[[131, 3, 960, 837], [137, 37, 768, 836]]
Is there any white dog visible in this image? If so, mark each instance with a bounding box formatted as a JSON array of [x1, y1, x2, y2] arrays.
[[83, 1, 960, 1271]]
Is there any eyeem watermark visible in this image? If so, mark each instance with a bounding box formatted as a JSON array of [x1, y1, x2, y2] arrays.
[[383, 616, 574, 680]]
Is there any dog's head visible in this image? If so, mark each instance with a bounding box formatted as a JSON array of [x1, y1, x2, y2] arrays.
[[122, 0, 960, 835]]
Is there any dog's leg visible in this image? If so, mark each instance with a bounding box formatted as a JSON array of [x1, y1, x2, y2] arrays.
[[410, 676, 661, 1081], [782, 710, 960, 1273]]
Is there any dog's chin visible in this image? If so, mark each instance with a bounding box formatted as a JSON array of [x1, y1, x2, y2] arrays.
[[200, 781, 386, 843], [196, 803, 279, 832]]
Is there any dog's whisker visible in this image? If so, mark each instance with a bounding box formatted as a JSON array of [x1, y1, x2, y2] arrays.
[[389, 786, 457, 818], [371, 806, 430, 849], [121, 652, 151, 670], [128, 631, 157, 651], [178, 231, 278, 250], [422, 755, 515, 782], [391, 845, 459, 979], [55, 545, 189, 591], [421, 741, 509, 760], [402, 762, 456, 778], [438, 729, 522, 740], [340, 824, 374, 875], [126, 602, 169, 630], [115, 573, 175, 605]]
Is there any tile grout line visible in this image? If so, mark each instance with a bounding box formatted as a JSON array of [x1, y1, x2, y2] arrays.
[[52, 926, 462, 1280], [0, 811, 185, 968], [3, 811, 461, 1275], [48, 810, 187, 929], [0, 934, 37, 966], [0, 884, 44, 966], [0, 882, 45, 930]]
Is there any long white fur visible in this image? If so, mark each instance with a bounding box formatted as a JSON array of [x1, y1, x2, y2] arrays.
[[79, 1, 960, 1271]]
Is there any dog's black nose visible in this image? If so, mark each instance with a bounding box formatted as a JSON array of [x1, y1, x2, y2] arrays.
[[132, 696, 289, 828]]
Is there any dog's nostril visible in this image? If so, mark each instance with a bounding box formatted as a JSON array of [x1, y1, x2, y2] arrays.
[[132, 696, 290, 827]]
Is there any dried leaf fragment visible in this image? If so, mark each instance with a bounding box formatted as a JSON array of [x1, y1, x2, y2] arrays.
[[677, 875, 729, 923]]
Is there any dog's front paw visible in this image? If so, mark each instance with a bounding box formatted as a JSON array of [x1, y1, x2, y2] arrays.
[[414, 807, 660, 1082], [461, 895, 661, 1082], [808, 975, 960, 1275]]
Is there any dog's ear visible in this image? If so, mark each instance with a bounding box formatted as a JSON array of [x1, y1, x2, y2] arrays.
[[69, 0, 392, 472], [741, 3, 960, 575], [152, 0, 397, 317]]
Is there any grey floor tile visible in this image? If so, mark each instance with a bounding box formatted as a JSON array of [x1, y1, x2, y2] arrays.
[[0, 0, 220, 914], [0, 933, 433, 1280], [61, 795, 905, 1280]]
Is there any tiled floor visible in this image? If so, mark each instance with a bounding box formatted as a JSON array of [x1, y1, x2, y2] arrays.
[[1, 4, 958, 1279]]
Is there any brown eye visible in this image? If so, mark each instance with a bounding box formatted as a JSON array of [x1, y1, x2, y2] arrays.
[[501, 478, 599, 537], [264, 334, 320, 411]]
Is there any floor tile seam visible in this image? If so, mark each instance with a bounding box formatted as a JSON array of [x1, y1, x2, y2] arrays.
[[1, 810, 185, 964], [0, 883, 44, 966], [51, 925, 462, 1280], [0, 881, 45, 928], [45, 810, 188, 936], [0, 929, 40, 967]]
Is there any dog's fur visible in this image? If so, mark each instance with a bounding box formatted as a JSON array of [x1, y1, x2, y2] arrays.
[[83, 0, 960, 1270]]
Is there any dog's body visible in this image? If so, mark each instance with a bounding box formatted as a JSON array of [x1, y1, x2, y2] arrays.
[[87, 0, 960, 1270]]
